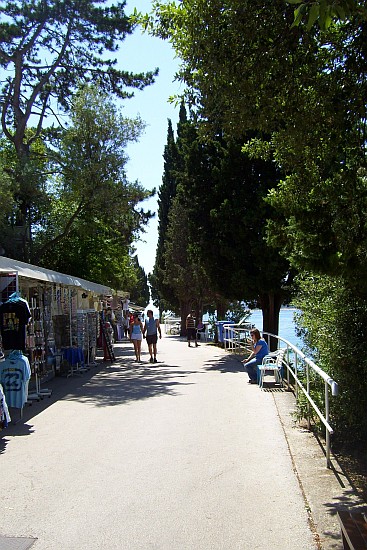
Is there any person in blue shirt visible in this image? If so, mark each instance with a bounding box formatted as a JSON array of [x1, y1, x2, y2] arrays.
[[144, 310, 162, 363], [241, 328, 269, 384]]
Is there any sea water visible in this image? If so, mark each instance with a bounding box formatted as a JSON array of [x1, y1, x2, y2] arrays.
[[157, 305, 303, 348], [248, 308, 302, 349]]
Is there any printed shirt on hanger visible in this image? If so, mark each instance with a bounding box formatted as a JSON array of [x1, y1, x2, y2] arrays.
[[0, 300, 31, 351], [0, 354, 31, 408]]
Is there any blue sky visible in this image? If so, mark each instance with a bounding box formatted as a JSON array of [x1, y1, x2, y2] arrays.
[[118, 0, 181, 275]]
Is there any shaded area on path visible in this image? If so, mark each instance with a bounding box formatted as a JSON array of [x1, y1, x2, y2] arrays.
[[62, 363, 196, 407]]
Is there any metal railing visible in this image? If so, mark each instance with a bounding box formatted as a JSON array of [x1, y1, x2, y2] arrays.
[[222, 324, 339, 468]]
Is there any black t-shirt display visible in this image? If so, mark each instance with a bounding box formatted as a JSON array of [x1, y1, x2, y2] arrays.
[[0, 299, 31, 351]]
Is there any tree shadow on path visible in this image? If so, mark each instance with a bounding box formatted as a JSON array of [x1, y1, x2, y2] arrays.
[[0, 350, 197, 451], [62, 359, 196, 407], [203, 353, 245, 373]]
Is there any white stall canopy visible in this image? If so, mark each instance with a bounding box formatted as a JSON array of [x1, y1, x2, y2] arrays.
[[0, 256, 112, 295]]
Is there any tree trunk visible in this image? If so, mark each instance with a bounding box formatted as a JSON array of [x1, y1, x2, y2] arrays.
[[259, 291, 283, 351], [216, 298, 228, 320], [12, 149, 32, 262], [193, 298, 203, 327]]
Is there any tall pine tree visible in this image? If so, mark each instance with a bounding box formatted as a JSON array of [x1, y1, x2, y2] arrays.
[[151, 114, 181, 313]]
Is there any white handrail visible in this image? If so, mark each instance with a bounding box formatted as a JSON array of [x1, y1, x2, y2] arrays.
[[222, 324, 338, 468]]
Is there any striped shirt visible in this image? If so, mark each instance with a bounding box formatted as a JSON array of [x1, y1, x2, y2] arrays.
[[186, 315, 196, 329]]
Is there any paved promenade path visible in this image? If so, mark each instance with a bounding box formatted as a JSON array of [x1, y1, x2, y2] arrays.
[[0, 333, 328, 549]]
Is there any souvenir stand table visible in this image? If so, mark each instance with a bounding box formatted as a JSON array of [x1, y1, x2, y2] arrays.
[[61, 346, 85, 377]]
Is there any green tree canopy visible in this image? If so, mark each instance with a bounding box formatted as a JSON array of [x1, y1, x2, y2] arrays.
[[287, 0, 367, 30], [129, 256, 150, 307], [0, 0, 157, 155], [147, 0, 367, 291], [32, 85, 153, 289], [153, 104, 291, 336], [176, 118, 291, 335], [0, 0, 157, 260], [150, 117, 180, 313]]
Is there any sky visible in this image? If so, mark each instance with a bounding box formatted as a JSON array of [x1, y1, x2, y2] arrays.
[[116, 0, 181, 276]]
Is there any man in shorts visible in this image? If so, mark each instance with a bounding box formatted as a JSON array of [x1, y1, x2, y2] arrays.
[[144, 310, 162, 363], [186, 311, 199, 347]]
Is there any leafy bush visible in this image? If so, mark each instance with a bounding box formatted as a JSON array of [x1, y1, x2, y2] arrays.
[[293, 273, 367, 444]]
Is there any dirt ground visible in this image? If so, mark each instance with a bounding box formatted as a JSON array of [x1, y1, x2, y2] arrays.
[[333, 445, 367, 503]]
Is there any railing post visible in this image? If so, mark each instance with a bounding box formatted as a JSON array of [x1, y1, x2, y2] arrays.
[[286, 346, 291, 389], [325, 381, 331, 468], [294, 355, 298, 399]]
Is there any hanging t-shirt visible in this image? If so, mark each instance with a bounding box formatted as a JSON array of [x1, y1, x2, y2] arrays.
[[0, 352, 31, 408], [0, 298, 31, 351]]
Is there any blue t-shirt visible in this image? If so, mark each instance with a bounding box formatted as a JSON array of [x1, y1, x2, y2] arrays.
[[254, 339, 269, 362], [0, 353, 31, 408]]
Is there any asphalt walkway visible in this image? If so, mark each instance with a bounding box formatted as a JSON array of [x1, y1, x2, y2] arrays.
[[0, 332, 364, 549]]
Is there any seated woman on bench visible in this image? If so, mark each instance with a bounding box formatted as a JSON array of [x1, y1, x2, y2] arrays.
[[241, 328, 269, 384]]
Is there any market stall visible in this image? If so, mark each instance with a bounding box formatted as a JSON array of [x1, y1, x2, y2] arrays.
[[0, 256, 112, 401]]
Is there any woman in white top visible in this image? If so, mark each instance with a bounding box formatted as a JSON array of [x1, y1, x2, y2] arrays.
[[129, 313, 144, 362]]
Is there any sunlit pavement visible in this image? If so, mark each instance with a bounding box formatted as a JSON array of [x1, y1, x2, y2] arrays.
[[0, 330, 356, 549]]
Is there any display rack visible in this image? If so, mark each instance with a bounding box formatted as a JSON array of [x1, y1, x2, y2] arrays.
[[52, 314, 70, 349], [75, 309, 98, 368], [87, 311, 98, 366], [27, 299, 52, 399]]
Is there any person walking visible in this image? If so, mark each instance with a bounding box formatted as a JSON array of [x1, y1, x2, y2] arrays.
[[241, 327, 269, 384], [144, 310, 162, 363], [186, 311, 198, 347], [124, 315, 130, 339], [129, 313, 144, 362]]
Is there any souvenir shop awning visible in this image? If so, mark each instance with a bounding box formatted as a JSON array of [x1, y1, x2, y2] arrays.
[[0, 256, 112, 295], [76, 276, 113, 295]]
